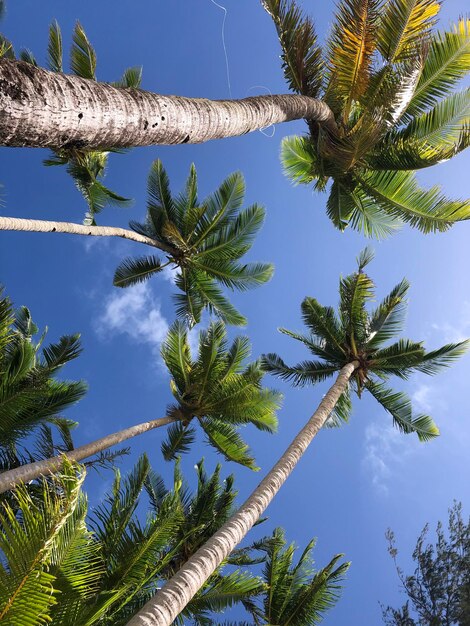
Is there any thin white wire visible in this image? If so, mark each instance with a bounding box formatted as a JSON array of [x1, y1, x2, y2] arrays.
[[246, 85, 276, 138], [208, 0, 232, 98]]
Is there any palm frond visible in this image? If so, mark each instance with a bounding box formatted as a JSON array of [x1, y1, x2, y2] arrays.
[[300, 297, 345, 354], [357, 169, 470, 233], [261, 353, 338, 386], [70, 21, 96, 79], [42, 333, 82, 370], [367, 278, 410, 348], [201, 418, 258, 470], [376, 0, 440, 63], [326, 0, 380, 118], [47, 20, 63, 72], [417, 340, 470, 374], [405, 17, 470, 118], [262, 0, 323, 97], [113, 256, 164, 287], [281, 135, 328, 188], [161, 422, 196, 461], [366, 380, 439, 440], [113, 66, 143, 89]]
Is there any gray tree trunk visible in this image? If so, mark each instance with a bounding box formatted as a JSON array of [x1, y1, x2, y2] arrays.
[[0, 59, 336, 149], [0, 216, 174, 253], [126, 362, 357, 626], [0, 415, 177, 494]]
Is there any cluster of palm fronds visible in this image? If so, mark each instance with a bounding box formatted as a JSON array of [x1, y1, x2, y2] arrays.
[[0, 455, 349, 626], [263, 248, 469, 439], [264, 0, 470, 236]]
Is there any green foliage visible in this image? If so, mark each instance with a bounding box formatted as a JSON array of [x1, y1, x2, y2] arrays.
[[382, 501, 470, 625], [0, 457, 273, 625], [266, 0, 470, 236], [0, 287, 86, 458], [115, 160, 274, 327], [262, 250, 469, 440], [160, 320, 282, 468]]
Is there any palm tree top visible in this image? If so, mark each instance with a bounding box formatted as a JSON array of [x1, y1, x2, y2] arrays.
[[263, 248, 469, 440], [114, 160, 273, 327], [0, 286, 86, 451], [160, 320, 282, 469], [264, 0, 470, 237]]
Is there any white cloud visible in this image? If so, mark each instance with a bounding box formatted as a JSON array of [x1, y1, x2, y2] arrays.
[[95, 283, 169, 366], [411, 384, 433, 413], [362, 421, 418, 495], [431, 301, 470, 343]]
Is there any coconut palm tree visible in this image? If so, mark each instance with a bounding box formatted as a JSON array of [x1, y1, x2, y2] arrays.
[[125, 249, 468, 626], [265, 0, 470, 235], [0, 320, 281, 493], [223, 527, 349, 626], [0, 286, 86, 462], [0, 161, 273, 327], [0, 455, 266, 626]]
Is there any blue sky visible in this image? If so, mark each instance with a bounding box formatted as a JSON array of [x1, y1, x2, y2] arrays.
[[1, 1, 469, 623]]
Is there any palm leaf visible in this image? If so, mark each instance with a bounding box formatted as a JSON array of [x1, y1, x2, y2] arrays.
[[192, 271, 247, 326], [70, 21, 96, 79], [113, 66, 143, 89], [47, 20, 63, 73], [405, 17, 470, 118], [416, 340, 470, 374], [113, 256, 163, 288], [376, 0, 439, 63], [367, 278, 410, 348], [262, 0, 323, 97], [261, 353, 337, 386], [366, 380, 439, 441], [161, 422, 197, 461], [201, 418, 258, 469], [326, 0, 380, 117], [300, 298, 345, 354], [281, 135, 327, 187], [357, 169, 470, 233]]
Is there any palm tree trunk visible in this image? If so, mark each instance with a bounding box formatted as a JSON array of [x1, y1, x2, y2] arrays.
[[0, 59, 336, 149], [0, 415, 178, 493], [0, 216, 174, 253], [126, 361, 357, 626]]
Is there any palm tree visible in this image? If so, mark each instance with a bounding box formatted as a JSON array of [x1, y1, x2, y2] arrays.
[[0, 320, 281, 493], [125, 249, 468, 626], [223, 528, 349, 626], [0, 286, 86, 465], [265, 0, 470, 235], [0, 456, 266, 625], [0, 160, 273, 327]]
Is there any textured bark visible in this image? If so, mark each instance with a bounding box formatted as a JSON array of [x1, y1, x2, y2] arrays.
[[0, 59, 337, 149], [126, 362, 357, 626], [0, 415, 177, 493], [0, 216, 174, 253]]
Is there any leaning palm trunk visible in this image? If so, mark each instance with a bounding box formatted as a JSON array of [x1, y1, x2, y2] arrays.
[[126, 362, 357, 626], [0, 216, 172, 252], [0, 415, 177, 493], [0, 59, 336, 149]]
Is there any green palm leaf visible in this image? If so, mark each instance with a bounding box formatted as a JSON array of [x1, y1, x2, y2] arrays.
[[47, 20, 63, 72], [113, 256, 164, 287], [357, 169, 470, 232], [70, 21, 96, 79], [201, 418, 258, 470], [376, 0, 439, 63], [161, 422, 197, 462], [262, 0, 323, 97], [366, 381, 439, 441], [405, 17, 470, 118]]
